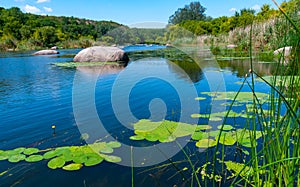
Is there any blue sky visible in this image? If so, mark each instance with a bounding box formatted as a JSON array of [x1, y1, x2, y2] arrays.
[[0, 0, 285, 27]]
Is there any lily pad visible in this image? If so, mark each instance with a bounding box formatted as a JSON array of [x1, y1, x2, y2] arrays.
[[196, 139, 217, 148], [25, 155, 44, 162], [106, 141, 121, 148], [209, 116, 223, 121], [72, 155, 87, 164], [62, 163, 83, 171], [8, 154, 26, 163], [225, 161, 253, 177], [99, 147, 114, 154], [100, 154, 122, 163], [131, 120, 197, 142], [84, 154, 104, 167], [217, 125, 234, 131], [130, 135, 145, 141], [195, 97, 206, 101], [47, 157, 65, 169], [217, 133, 237, 145], [195, 125, 212, 130], [191, 114, 208, 118], [23, 148, 39, 155], [192, 132, 209, 141], [43, 150, 59, 159], [13, 148, 26, 154]]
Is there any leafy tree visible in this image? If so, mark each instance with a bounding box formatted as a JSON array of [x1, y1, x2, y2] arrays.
[[168, 2, 206, 24], [33, 26, 58, 47]]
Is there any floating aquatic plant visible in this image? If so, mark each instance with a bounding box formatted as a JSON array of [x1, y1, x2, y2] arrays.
[[196, 139, 217, 148], [131, 119, 263, 148], [130, 119, 197, 143], [217, 125, 234, 131], [0, 141, 122, 171], [201, 91, 269, 103]]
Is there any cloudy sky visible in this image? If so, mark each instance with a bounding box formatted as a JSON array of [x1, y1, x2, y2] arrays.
[[0, 0, 285, 26]]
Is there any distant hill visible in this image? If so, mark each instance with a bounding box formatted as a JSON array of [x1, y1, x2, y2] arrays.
[[0, 7, 122, 50]]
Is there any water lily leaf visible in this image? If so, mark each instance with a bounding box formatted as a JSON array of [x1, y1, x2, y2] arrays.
[[217, 125, 234, 131], [191, 114, 208, 118], [196, 139, 217, 148], [13, 148, 26, 154], [195, 125, 212, 130], [225, 161, 253, 177], [99, 147, 114, 154], [62, 163, 83, 171], [23, 148, 39, 155], [47, 157, 65, 169], [25, 155, 44, 162], [84, 154, 104, 167], [100, 154, 122, 163], [72, 155, 87, 164], [209, 117, 223, 121], [0, 155, 8, 161], [195, 97, 206, 101], [145, 134, 158, 142], [159, 136, 176, 143], [8, 154, 26, 163], [217, 133, 236, 145], [191, 132, 209, 141], [207, 130, 222, 138], [130, 135, 145, 141], [106, 141, 121, 148], [43, 150, 59, 159]]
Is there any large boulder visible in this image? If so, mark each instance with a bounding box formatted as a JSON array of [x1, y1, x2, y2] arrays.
[[34, 50, 59, 55], [73, 46, 129, 63]]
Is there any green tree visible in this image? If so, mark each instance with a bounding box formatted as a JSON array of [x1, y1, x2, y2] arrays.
[[33, 26, 58, 47], [168, 2, 206, 24]]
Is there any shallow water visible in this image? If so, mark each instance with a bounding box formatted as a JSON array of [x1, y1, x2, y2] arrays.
[[0, 45, 278, 186]]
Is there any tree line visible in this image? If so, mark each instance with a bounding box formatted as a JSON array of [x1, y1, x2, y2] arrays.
[[0, 7, 166, 51], [167, 1, 299, 36]]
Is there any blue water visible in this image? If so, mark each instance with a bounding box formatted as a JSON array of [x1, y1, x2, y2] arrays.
[[0, 46, 276, 186]]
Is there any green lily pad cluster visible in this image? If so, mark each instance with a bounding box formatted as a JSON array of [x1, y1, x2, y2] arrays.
[[130, 119, 263, 149], [0, 147, 40, 163], [191, 110, 253, 120], [194, 128, 262, 148], [201, 92, 269, 103], [0, 141, 121, 171], [130, 119, 197, 143]]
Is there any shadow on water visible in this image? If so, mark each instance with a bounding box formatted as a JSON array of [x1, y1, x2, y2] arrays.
[[76, 64, 127, 75], [217, 59, 278, 77], [127, 47, 204, 83]]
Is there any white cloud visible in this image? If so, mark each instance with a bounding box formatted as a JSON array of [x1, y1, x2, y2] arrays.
[[15, 0, 25, 2], [43, 7, 53, 12], [229, 8, 237, 12], [252, 4, 261, 11], [37, 0, 50, 3], [24, 4, 41, 14]]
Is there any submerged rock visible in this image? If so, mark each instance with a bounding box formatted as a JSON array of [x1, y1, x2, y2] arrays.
[[73, 46, 129, 63], [34, 50, 59, 55]]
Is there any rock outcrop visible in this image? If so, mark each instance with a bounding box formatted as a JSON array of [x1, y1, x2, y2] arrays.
[[73, 46, 129, 63]]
